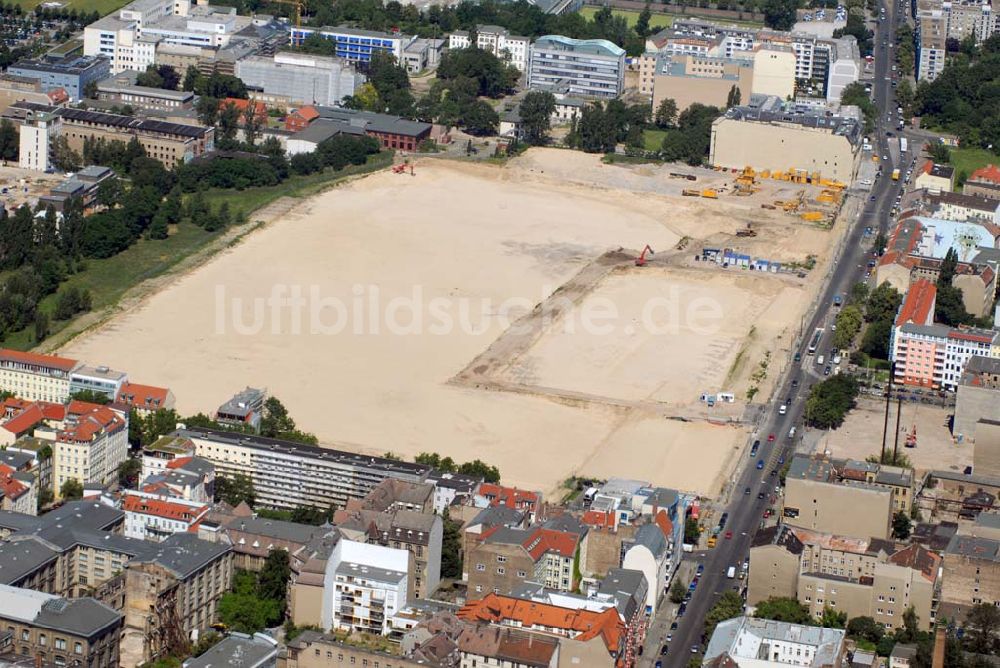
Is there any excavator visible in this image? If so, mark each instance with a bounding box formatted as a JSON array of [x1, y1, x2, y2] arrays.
[[635, 245, 654, 267]]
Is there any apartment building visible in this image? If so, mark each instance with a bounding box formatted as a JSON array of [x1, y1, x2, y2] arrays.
[[287, 629, 445, 668], [955, 356, 1000, 441], [915, 161, 956, 192], [0, 350, 79, 404], [940, 534, 1000, 614], [122, 533, 233, 666], [457, 592, 625, 665], [141, 456, 214, 503], [288, 26, 414, 63], [966, 164, 1000, 199], [53, 401, 128, 495], [327, 539, 410, 636], [424, 470, 480, 514], [466, 521, 583, 598], [220, 512, 326, 572], [185, 633, 278, 668], [8, 55, 110, 102], [923, 190, 1000, 224], [704, 617, 847, 668], [117, 381, 175, 417], [0, 584, 122, 668], [710, 95, 861, 183], [918, 11, 948, 82], [651, 53, 754, 111], [783, 456, 895, 540], [0, 464, 36, 516], [891, 322, 998, 390], [140, 435, 195, 484], [178, 427, 429, 510], [527, 35, 626, 99], [122, 491, 209, 542], [448, 25, 531, 72], [749, 525, 940, 631], [235, 52, 362, 107]]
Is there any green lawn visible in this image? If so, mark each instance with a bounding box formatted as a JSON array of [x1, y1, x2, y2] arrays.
[[12, 153, 393, 351], [578, 6, 763, 29], [643, 128, 667, 152], [948, 147, 999, 181]]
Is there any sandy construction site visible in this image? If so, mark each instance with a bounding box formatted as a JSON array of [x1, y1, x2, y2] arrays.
[[61, 150, 842, 495]]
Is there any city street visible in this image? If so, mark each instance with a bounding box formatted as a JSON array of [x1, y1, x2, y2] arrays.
[[648, 2, 917, 665]]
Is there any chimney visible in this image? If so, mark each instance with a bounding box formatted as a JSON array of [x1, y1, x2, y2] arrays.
[[931, 628, 946, 668]]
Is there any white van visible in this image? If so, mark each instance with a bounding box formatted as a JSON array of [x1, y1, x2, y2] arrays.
[[788, 427, 797, 439], [779, 404, 787, 415], [817, 355, 825, 366]]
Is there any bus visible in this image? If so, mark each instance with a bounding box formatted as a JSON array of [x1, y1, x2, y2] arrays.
[[807, 328, 823, 354], [900, 137, 908, 154]]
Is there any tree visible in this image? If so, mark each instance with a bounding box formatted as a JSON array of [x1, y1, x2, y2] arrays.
[[196, 96, 219, 127], [135, 64, 164, 89], [215, 473, 255, 507], [218, 572, 281, 633], [258, 396, 317, 444], [519, 91, 556, 145], [847, 616, 885, 644], [70, 389, 110, 404], [655, 98, 678, 129], [118, 457, 142, 488], [754, 597, 812, 624], [50, 135, 82, 172], [462, 99, 499, 136], [33, 310, 48, 342], [705, 591, 745, 638], [0, 119, 18, 161], [182, 65, 202, 92], [891, 511, 913, 539], [864, 283, 902, 323], [190, 632, 222, 657], [832, 304, 863, 350], [763, 0, 799, 31], [258, 548, 291, 601], [726, 84, 742, 108], [635, 1, 652, 38], [457, 459, 501, 483], [60, 478, 83, 500], [242, 103, 263, 147], [861, 318, 893, 360], [441, 509, 463, 579], [804, 374, 860, 429], [928, 142, 951, 164], [820, 608, 847, 629], [964, 602, 1000, 654], [684, 517, 700, 544], [669, 579, 687, 604]]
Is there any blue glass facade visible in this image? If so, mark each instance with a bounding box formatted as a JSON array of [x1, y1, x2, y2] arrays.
[[290, 27, 398, 63]]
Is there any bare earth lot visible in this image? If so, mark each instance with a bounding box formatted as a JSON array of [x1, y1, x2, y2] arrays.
[[818, 397, 968, 475], [61, 150, 838, 495]]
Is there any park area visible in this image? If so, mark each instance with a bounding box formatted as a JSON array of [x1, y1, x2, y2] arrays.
[[60, 150, 840, 495], [577, 6, 763, 29]]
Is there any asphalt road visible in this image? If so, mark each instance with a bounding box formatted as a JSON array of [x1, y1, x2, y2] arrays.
[[656, 3, 916, 665]]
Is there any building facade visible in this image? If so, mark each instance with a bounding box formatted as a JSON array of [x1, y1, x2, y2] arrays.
[[0, 350, 79, 404], [527, 35, 625, 99], [448, 25, 531, 72], [8, 56, 111, 101], [235, 52, 362, 107], [288, 26, 413, 63]]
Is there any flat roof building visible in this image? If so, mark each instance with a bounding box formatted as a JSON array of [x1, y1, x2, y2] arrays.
[[527, 35, 626, 99], [704, 616, 847, 668], [8, 55, 110, 102]]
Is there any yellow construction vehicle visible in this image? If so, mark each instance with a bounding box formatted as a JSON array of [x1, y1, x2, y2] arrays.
[[701, 189, 718, 199], [800, 211, 825, 222]]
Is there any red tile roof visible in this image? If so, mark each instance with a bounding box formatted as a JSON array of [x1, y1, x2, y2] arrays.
[[122, 493, 208, 522], [58, 404, 125, 443], [116, 382, 171, 410], [1, 401, 65, 436], [522, 527, 578, 561], [0, 349, 77, 372], [895, 279, 936, 327], [582, 509, 615, 529], [654, 509, 673, 540], [479, 483, 539, 510], [458, 594, 624, 658], [971, 164, 1000, 185], [0, 474, 27, 501]]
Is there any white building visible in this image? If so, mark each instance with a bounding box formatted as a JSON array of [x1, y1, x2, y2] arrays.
[[140, 435, 195, 485], [448, 25, 531, 72], [704, 616, 847, 668], [69, 365, 128, 402], [83, 0, 247, 74], [621, 523, 669, 615], [0, 349, 79, 403], [18, 111, 61, 173], [52, 403, 128, 495], [918, 11, 948, 82], [235, 52, 363, 107], [527, 35, 625, 98], [324, 539, 409, 635], [122, 490, 209, 541]]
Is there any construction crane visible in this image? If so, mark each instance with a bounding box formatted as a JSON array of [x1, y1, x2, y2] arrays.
[[270, 0, 303, 28], [635, 245, 654, 267]]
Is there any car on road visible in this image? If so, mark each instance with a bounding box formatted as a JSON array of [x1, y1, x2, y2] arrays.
[[824, 366, 832, 376], [768, 433, 775, 442], [725, 530, 733, 539], [792, 379, 799, 388], [758, 491, 766, 499], [770, 469, 777, 477], [661, 645, 669, 655], [696, 565, 704, 575], [656, 661, 662, 668], [779, 404, 787, 415], [678, 603, 687, 616], [764, 509, 771, 518], [744, 486, 751, 495], [670, 622, 678, 631], [794, 352, 801, 362], [667, 634, 673, 642], [692, 645, 700, 654], [778, 454, 785, 465], [756, 459, 764, 469], [870, 195, 876, 201]]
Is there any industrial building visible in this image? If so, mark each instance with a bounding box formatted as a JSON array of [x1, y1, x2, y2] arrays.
[[709, 95, 861, 183], [95, 81, 194, 111], [8, 55, 110, 102], [235, 52, 363, 107], [527, 35, 626, 99]]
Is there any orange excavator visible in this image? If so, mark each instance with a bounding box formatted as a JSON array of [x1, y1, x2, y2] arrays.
[[635, 245, 654, 266]]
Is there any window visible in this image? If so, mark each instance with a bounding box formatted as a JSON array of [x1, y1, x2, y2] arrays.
[[475, 564, 485, 572], [497, 567, 505, 575], [39, 634, 46, 646], [74, 643, 82, 655]]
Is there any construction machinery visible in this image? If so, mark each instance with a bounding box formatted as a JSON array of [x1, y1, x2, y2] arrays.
[[701, 189, 718, 199], [736, 222, 757, 237], [270, 0, 303, 27], [905, 425, 917, 448], [635, 245, 654, 266], [682, 188, 700, 196], [800, 211, 825, 222]]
